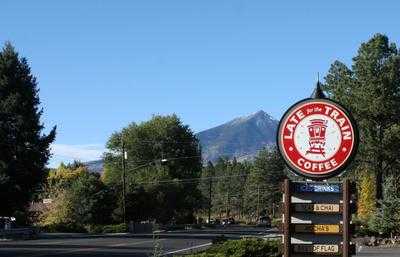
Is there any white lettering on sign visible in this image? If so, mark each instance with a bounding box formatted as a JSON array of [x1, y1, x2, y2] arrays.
[[283, 111, 307, 140], [297, 158, 338, 172], [324, 106, 352, 140], [284, 124, 296, 139]]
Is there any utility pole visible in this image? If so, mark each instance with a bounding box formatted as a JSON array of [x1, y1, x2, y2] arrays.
[[226, 174, 231, 218], [226, 192, 229, 218], [208, 178, 212, 223], [121, 137, 127, 224], [256, 185, 260, 222], [272, 202, 275, 218]]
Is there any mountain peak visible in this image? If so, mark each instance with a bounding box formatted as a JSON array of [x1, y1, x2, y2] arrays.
[[197, 110, 278, 162], [254, 110, 266, 115], [249, 110, 273, 120], [229, 110, 273, 126]]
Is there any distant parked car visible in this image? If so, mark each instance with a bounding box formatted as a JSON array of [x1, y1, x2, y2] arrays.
[[206, 218, 220, 224], [257, 216, 271, 227], [0, 217, 16, 230], [208, 218, 221, 225], [221, 218, 235, 226]]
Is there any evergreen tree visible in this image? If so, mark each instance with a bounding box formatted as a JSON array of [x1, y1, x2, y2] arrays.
[[199, 162, 216, 219], [212, 157, 230, 218], [369, 175, 400, 237], [0, 43, 56, 220], [324, 34, 400, 200], [244, 147, 286, 221], [228, 158, 249, 220]]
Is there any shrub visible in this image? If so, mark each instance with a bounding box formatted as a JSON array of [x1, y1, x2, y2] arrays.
[[102, 223, 128, 233], [84, 224, 104, 234], [271, 218, 281, 228], [164, 224, 186, 231], [212, 235, 227, 245], [352, 215, 376, 237], [184, 238, 280, 257], [41, 223, 86, 233]]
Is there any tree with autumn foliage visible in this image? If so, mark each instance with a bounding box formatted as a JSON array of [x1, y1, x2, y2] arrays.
[[357, 167, 376, 222], [40, 163, 115, 231]]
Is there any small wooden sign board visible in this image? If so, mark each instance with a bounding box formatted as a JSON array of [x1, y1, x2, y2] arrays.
[[293, 224, 341, 234], [294, 183, 341, 194], [293, 244, 339, 254], [293, 203, 341, 213], [292, 244, 356, 255]]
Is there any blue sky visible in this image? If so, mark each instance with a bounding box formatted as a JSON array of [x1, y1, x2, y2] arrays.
[[1, 1, 399, 167]]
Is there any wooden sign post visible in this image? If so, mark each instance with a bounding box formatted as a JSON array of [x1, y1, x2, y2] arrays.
[[277, 83, 359, 257], [281, 179, 356, 257], [283, 179, 291, 257], [342, 180, 350, 257]]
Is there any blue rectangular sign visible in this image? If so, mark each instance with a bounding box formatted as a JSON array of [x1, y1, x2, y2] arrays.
[[294, 183, 341, 193]]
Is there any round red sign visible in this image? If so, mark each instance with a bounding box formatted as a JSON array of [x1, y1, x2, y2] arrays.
[[277, 98, 358, 179]]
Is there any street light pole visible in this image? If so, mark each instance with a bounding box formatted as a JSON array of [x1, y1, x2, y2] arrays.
[[208, 178, 212, 223], [256, 185, 260, 222]]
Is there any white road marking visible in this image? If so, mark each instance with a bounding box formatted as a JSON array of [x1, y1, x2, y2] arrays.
[[34, 241, 66, 245], [162, 242, 212, 256], [109, 239, 165, 247]]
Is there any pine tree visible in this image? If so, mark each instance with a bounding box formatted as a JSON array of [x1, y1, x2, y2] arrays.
[[244, 147, 286, 221], [199, 162, 215, 220], [324, 34, 400, 201], [0, 43, 56, 220], [212, 157, 230, 218], [369, 175, 400, 237]]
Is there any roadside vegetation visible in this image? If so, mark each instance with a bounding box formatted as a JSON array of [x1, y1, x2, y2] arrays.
[[36, 138, 287, 232], [183, 239, 280, 257]]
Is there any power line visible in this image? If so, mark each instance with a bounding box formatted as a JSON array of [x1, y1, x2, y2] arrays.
[[106, 155, 202, 167], [115, 139, 200, 145], [131, 171, 285, 186]]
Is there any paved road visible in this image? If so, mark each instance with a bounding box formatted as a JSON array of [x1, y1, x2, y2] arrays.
[[0, 226, 274, 257], [0, 236, 211, 257], [357, 246, 400, 257]]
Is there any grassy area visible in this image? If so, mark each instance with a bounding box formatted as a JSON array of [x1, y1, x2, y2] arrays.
[[183, 238, 281, 257]]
